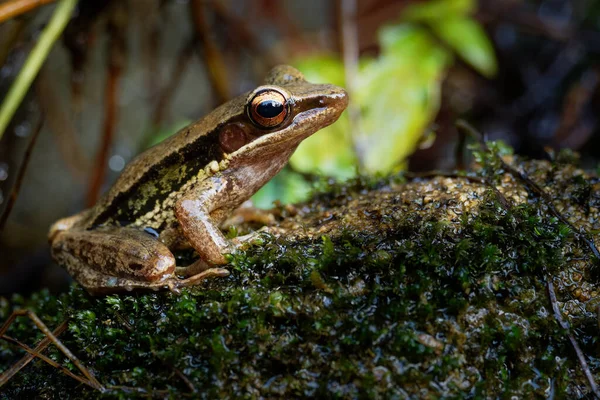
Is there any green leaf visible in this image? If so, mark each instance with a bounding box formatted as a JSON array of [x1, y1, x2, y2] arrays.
[[430, 17, 498, 78], [355, 25, 450, 173], [401, 0, 497, 78]]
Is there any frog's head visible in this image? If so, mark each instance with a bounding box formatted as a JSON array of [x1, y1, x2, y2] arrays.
[[219, 65, 348, 165]]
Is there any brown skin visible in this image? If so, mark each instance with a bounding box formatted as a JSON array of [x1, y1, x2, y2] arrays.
[[49, 66, 348, 295]]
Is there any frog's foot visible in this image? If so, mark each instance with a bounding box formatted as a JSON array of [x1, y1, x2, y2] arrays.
[[166, 268, 230, 294], [230, 226, 285, 250], [175, 258, 214, 277], [65, 265, 229, 295]]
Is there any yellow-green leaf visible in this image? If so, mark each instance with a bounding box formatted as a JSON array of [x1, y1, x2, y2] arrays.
[[430, 17, 497, 78], [355, 25, 450, 173]]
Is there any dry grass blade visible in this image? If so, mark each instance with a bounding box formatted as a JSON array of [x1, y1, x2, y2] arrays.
[[0, 115, 44, 233], [0, 0, 76, 139], [85, 3, 127, 206], [547, 279, 600, 399], [0, 310, 105, 392], [1, 334, 97, 388], [0, 0, 56, 24], [0, 319, 66, 386], [190, 0, 230, 103]]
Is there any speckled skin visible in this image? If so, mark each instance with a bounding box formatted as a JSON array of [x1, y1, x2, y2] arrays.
[[49, 66, 348, 295]]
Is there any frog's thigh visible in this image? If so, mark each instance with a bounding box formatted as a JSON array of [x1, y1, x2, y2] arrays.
[[175, 177, 232, 265], [51, 227, 176, 287], [57, 260, 168, 295], [48, 209, 91, 242]]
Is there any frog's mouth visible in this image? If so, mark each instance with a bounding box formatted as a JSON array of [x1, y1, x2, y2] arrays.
[[232, 86, 348, 161]]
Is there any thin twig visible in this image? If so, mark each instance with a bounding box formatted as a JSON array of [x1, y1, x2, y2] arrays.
[[86, 3, 127, 206], [36, 66, 89, 182], [547, 279, 600, 399], [0, 310, 198, 395], [456, 119, 600, 261], [0, 0, 77, 139], [0, 0, 56, 24], [207, 0, 277, 66], [0, 319, 67, 386], [139, 37, 197, 152], [1, 334, 97, 388], [456, 119, 600, 396], [153, 352, 197, 393], [0, 114, 44, 233], [258, 0, 303, 47], [0, 310, 104, 391], [190, 0, 230, 104]]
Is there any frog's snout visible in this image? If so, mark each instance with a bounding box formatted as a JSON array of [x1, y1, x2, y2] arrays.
[[320, 87, 349, 112]]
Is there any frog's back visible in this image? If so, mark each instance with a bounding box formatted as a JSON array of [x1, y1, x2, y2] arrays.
[[78, 65, 328, 230], [84, 95, 247, 229]]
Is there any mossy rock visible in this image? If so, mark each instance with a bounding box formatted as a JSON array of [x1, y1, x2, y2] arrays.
[[1, 146, 599, 398]]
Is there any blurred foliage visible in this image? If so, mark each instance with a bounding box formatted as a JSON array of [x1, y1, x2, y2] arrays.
[[254, 0, 497, 208], [354, 25, 449, 174], [401, 0, 496, 78], [251, 168, 313, 209]]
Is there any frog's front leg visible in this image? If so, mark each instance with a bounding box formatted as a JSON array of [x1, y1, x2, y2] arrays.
[[174, 175, 239, 267]]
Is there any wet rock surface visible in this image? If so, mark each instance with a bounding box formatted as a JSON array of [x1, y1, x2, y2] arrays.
[[1, 149, 599, 398]]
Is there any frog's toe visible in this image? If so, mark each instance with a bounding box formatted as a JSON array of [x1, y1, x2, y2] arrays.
[[166, 283, 182, 295], [230, 228, 273, 249], [173, 267, 230, 289]]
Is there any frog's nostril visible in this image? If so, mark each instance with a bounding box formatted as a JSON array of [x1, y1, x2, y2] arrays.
[[321, 87, 349, 110]]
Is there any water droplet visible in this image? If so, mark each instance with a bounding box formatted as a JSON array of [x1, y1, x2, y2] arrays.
[[0, 162, 7, 181], [109, 155, 125, 172], [14, 121, 31, 138]]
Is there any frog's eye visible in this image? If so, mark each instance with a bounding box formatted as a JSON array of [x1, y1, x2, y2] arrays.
[[248, 89, 288, 129]]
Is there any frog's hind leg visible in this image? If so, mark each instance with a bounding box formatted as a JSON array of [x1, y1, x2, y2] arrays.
[[51, 227, 177, 294], [55, 262, 228, 295], [52, 226, 228, 295], [48, 210, 92, 242]]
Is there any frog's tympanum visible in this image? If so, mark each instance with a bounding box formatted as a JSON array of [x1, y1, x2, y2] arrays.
[[49, 66, 348, 294]]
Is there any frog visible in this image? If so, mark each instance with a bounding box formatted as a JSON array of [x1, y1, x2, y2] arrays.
[[48, 65, 348, 295]]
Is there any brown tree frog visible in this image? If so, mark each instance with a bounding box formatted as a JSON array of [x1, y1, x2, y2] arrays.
[[48, 65, 348, 295]]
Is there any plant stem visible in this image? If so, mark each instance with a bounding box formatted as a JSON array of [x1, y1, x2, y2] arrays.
[[0, 0, 77, 139]]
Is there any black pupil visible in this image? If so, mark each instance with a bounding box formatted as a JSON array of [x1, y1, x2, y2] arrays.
[[257, 100, 283, 118]]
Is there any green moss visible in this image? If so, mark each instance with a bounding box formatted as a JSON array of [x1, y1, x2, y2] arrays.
[[1, 144, 599, 398]]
